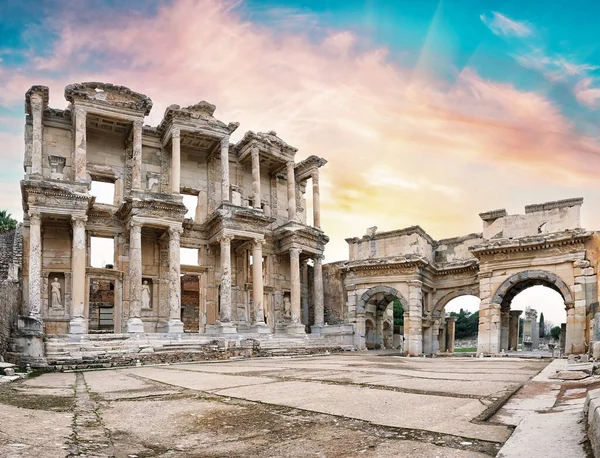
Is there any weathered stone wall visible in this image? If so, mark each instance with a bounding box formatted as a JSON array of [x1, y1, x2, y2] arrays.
[[323, 262, 344, 324], [347, 227, 434, 262], [0, 226, 23, 359], [435, 233, 482, 264]]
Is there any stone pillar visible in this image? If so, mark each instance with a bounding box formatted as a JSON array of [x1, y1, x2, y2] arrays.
[[126, 221, 144, 333], [166, 227, 184, 333], [500, 308, 510, 351], [431, 319, 440, 354], [509, 310, 522, 350], [312, 170, 321, 229], [218, 234, 236, 333], [30, 93, 43, 176], [446, 317, 456, 353], [221, 136, 230, 203], [28, 211, 42, 318], [250, 238, 269, 333], [565, 307, 575, 354], [286, 161, 296, 221], [287, 247, 305, 334], [171, 127, 180, 194], [311, 254, 325, 332], [477, 302, 501, 355], [251, 146, 261, 209], [73, 107, 87, 182], [560, 322, 567, 354], [69, 216, 88, 333], [439, 322, 447, 352], [407, 281, 423, 356], [132, 119, 143, 190], [423, 325, 433, 355]]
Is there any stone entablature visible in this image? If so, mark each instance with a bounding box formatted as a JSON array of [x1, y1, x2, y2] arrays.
[[17, 82, 329, 346]]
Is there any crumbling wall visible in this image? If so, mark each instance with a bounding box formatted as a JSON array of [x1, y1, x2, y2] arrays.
[[0, 226, 23, 359], [435, 233, 483, 264], [323, 262, 344, 324]]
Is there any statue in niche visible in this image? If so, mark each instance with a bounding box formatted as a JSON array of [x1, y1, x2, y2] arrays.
[[51, 277, 62, 308], [141, 280, 152, 309], [283, 296, 291, 320]]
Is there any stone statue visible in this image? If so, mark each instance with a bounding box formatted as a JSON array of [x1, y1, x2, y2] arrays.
[[51, 277, 62, 308], [283, 296, 291, 319], [141, 280, 151, 309]]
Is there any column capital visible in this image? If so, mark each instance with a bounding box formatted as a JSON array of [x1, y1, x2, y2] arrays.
[[168, 226, 183, 239], [251, 145, 260, 157], [129, 220, 142, 233], [29, 211, 41, 226], [252, 238, 266, 249], [133, 118, 144, 130], [408, 280, 423, 288], [314, 253, 325, 262], [289, 246, 302, 258], [217, 233, 235, 244], [220, 135, 230, 148], [74, 106, 86, 118], [286, 160, 295, 169], [311, 169, 319, 182], [171, 126, 181, 139], [71, 215, 87, 229]]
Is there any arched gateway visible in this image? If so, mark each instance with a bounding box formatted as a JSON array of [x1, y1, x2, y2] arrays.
[[328, 198, 598, 356]]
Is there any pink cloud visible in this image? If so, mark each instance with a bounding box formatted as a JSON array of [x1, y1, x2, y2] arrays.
[[575, 78, 600, 108], [2, 0, 600, 261]]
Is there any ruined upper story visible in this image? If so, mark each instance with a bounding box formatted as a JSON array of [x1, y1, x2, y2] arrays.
[[22, 83, 326, 232], [344, 198, 587, 269]]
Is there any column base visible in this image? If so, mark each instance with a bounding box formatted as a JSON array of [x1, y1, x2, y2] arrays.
[[311, 325, 324, 334], [166, 319, 184, 333], [286, 323, 306, 335], [250, 322, 271, 334], [216, 321, 238, 335], [127, 317, 145, 333], [69, 317, 88, 334]]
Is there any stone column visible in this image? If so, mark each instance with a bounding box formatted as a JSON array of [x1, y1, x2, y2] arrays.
[[132, 119, 143, 190], [127, 221, 144, 333], [406, 280, 423, 356], [73, 107, 87, 182], [287, 247, 304, 334], [509, 310, 522, 350], [218, 234, 236, 333], [167, 227, 184, 333], [446, 316, 456, 353], [28, 211, 42, 318], [500, 308, 510, 351], [30, 93, 43, 176], [221, 136, 230, 203], [565, 306, 575, 354], [431, 319, 440, 355], [171, 127, 180, 194], [311, 254, 325, 332], [69, 216, 88, 333], [251, 146, 261, 209], [286, 161, 296, 221], [423, 325, 433, 355], [251, 238, 269, 333], [312, 170, 321, 229]]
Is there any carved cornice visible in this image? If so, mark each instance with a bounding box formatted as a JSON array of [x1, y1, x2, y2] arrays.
[[64, 82, 152, 115], [25, 85, 49, 115]]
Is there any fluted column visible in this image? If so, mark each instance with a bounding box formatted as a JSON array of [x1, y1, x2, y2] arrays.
[[171, 127, 180, 194], [312, 170, 321, 228], [69, 215, 88, 333], [251, 239, 268, 331], [127, 221, 144, 333], [312, 254, 325, 330], [132, 119, 143, 190], [251, 146, 261, 209], [28, 211, 42, 318], [287, 246, 304, 334], [167, 227, 184, 333], [73, 107, 87, 182], [30, 93, 43, 176], [221, 136, 230, 203], [286, 161, 296, 221]]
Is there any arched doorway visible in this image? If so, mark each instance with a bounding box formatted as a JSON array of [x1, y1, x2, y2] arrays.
[[357, 286, 407, 351], [481, 270, 576, 354], [443, 295, 481, 353]]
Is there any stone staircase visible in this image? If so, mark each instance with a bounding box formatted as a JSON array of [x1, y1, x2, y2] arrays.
[[41, 333, 353, 370]]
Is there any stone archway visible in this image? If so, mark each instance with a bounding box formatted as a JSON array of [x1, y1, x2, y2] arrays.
[[480, 270, 576, 354], [356, 286, 408, 351]]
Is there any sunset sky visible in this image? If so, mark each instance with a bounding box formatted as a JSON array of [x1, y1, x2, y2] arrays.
[[2, 0, 598, 323]]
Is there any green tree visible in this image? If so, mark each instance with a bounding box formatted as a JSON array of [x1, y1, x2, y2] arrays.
[[450, 309, 479, 339], [550, 326, 561, 340], [539, 312, 545, 338], [0, 210, 17, 233], [393, 299, 404, 326]]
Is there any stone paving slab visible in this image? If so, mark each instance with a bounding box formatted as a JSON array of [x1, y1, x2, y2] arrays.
[[215, 380, 512, 442]]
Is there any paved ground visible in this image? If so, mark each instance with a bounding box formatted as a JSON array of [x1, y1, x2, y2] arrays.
[[0, 353, 551, 457]]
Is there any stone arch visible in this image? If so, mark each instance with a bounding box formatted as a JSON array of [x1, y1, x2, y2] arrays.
[[356, 285, 408, 315], [491, 269, 574, 309], [434, 286, 480, 312]]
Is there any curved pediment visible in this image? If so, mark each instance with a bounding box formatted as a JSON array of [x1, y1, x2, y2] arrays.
[[64, 82, 153, 115]]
